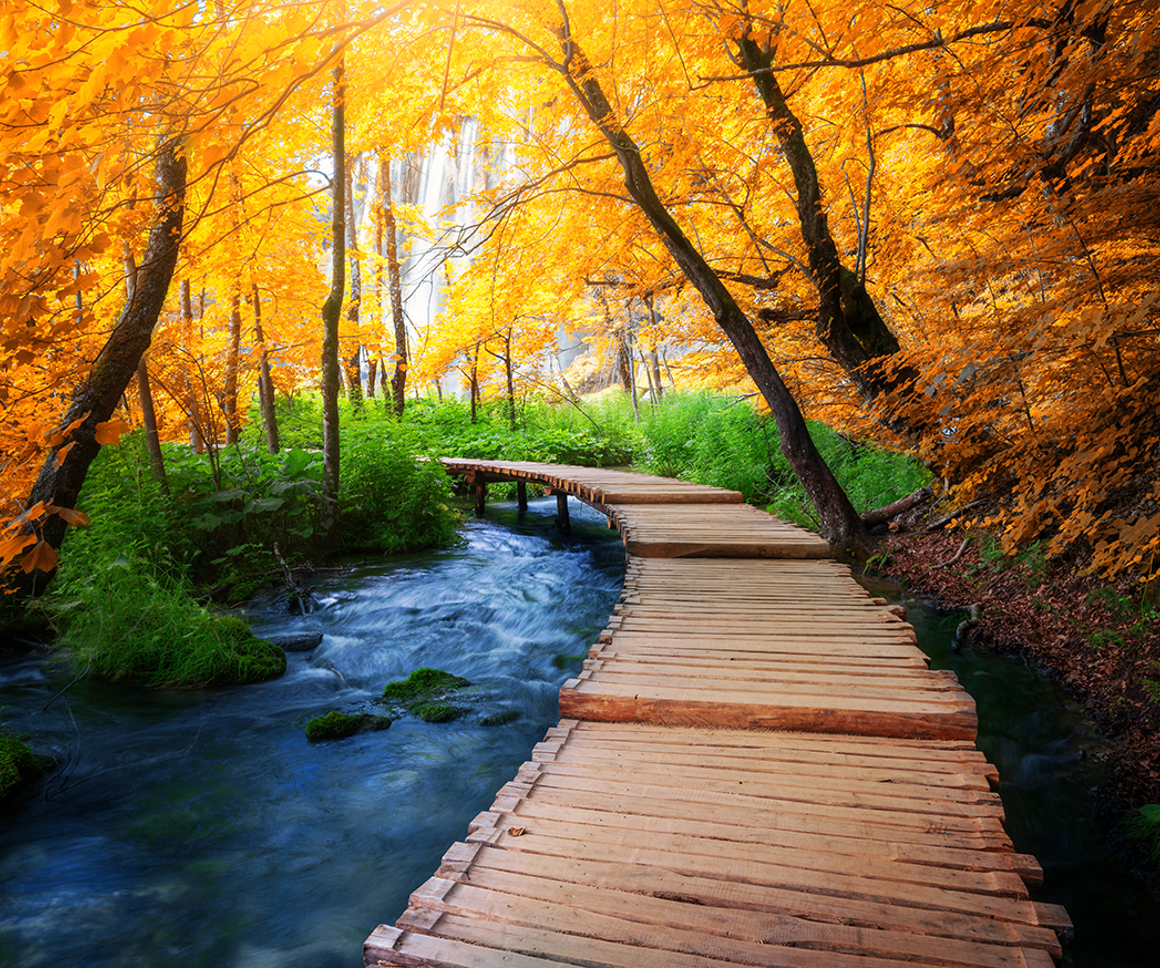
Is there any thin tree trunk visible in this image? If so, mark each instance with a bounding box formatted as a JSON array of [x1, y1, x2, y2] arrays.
[[136, 356, 166, 487], [13, 139, 186, 598], [252, 283, 279, 454], [470, 342, 480, 423], [224, 287, 241, 444], [344, 153, 364, 409], [555, 28, 870, 554], [379, 153, 408, 415], [181, 280, 206, 453], [320, 56, 345, 540]]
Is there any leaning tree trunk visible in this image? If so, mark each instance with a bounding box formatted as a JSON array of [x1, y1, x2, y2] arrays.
[[11, 139, 186, 599], [732, 23, 914, 410], [319, 56, 346, 542], [555, 29, 870, 554]]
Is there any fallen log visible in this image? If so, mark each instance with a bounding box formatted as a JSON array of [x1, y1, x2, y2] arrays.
[[861, 486, 932, 528]]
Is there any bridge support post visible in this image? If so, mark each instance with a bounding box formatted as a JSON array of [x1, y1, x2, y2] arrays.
[[473, 480, 487, 517], [517, 480, 528, 512], [555, 490, 570, 534]]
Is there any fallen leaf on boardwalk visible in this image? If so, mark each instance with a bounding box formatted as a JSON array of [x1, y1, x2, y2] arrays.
[[508, 827, 526, 837]]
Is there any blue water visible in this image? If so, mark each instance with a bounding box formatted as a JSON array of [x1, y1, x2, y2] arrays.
[[0, 499, 623, 968]]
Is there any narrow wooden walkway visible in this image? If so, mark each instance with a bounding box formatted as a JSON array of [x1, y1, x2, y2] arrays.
[[364, 460, 1071, 968]]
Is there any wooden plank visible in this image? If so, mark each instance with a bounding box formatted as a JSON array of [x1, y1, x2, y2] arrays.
[[515, 761, 1003, 817], [407, 875, 1047, 968], [436, 843, 1061, 955], [559, 682, 978, 740], [488, 784, 1012, 852], [468, 803, 1042, 883], [500, 771, 1007, 837], [465, 816, 1023, 897]]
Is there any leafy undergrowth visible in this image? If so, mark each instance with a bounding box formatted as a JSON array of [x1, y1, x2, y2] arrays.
[[880, 525, 1160, 872]]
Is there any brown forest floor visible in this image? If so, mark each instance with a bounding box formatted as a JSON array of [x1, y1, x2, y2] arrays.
[[879, 523, 1160, 875]]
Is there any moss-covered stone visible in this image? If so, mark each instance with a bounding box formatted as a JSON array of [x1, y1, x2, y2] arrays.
[[479, 709, 520, 727], [382, 667, 471, 701], [305, 710, 393, 742], [413, 703, 464, 723], [0, 729, 45, 800], [381, 667, 472, 722]]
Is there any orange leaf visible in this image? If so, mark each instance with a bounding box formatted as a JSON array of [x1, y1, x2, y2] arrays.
[[20, 540, 59, 574], [94, 418, 131, 445], [0, 532, 37, 566], [55, 440, 76, 467], [47, 504, 91, 527], [45, 410, 91, 447]]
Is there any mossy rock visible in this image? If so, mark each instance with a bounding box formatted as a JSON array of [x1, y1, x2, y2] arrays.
[[305, 710, 393, 742], [382, 667, 471, 701], [479, 708, 520, 727], [413, 703, 465, 724], [0, 729, 45, 800], [381, 667, 472, 722]]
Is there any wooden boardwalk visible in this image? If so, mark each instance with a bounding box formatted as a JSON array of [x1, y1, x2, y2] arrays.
[[364, 461, 1071, 968]]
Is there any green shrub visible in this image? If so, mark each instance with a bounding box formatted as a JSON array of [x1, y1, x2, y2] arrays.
[[0, 727, 43, 799], [54, 560, 285, 687], [305, 710, 392, 742], [338, 429, 460, 554]]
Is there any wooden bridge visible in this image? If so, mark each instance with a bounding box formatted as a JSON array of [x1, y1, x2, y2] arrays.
[[364, 460, 1071, 968]]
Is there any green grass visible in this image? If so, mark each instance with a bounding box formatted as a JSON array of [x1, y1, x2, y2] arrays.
[[54, 560, 285, 687]]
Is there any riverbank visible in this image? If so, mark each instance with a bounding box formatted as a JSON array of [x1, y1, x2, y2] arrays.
[[881, 527, 1160, 883]]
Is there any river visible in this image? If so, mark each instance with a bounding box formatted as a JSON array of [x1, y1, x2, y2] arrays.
[[1, 499, 1157, 966]]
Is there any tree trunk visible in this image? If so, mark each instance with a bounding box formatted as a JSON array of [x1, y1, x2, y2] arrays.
[[344, 153, 364, 410], [379, 153, 408, 415], [503, 330, 516, 431], [366, 356, 378, 399], [181, 279, 206, 454], [320, 58, 345, 541], [470, 342, 480, 423], [556, 30, 870, 554], [12, 139, 186, 598], [252, 283, 279, 454], [732, 26, 912, 408], [136, 356, 167, 487], [224, 287, 242, 444]]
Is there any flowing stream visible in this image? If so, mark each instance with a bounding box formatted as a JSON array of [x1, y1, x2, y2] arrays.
[[1, 501, 1157, 967]]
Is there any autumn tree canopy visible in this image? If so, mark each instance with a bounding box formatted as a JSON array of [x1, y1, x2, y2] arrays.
[[2, 0, 1158, 580]]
